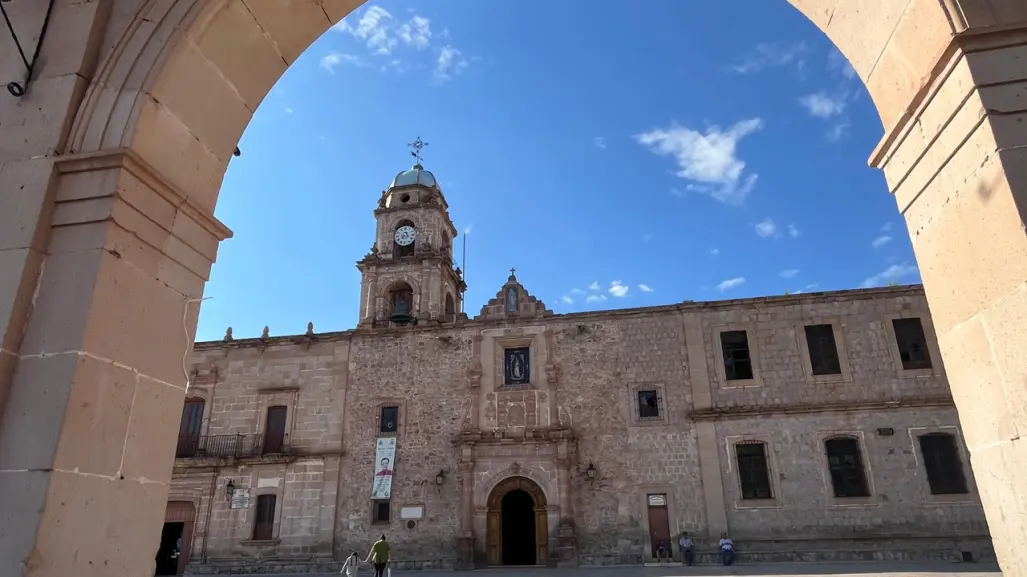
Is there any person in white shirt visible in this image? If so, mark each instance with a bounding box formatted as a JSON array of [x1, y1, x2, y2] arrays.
[[719, 532, 735, 566], [340, 551, 360, 576], [678, 532, 695, 566]]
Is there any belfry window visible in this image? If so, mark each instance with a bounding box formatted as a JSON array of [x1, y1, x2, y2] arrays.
[[444, 293, 456, 321], [388, 283, 415, 323], [393, 221, 416, 258]]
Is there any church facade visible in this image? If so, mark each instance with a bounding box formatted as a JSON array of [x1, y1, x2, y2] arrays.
[[163, 163, 993, 575]]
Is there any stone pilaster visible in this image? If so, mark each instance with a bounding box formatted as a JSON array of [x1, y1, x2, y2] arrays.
[[870, 24, 1027, 575]]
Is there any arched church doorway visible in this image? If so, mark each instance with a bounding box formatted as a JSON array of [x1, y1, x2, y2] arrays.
[[486, 477, 548, 566]]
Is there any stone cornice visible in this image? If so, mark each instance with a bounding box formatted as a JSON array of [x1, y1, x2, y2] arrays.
[[55, 147, 233, 241], [192, 284, 929, 351], [452, 427, 577, 447], [688, 395, 955, 421]]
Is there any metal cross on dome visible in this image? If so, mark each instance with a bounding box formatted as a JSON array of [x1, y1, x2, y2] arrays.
[[408, 137, 428, 164]]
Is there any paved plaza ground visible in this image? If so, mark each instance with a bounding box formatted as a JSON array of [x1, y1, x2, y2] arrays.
[[234, 561, 1002, 577]]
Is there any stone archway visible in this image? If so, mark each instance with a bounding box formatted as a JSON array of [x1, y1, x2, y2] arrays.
[[486, 476, 549, 566], [2, 2, 1027, 576]]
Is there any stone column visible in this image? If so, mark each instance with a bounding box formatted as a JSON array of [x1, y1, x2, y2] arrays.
[[870, 24, 1027, 574], [363, 271, 378, 325], [456, 460, 475, 569], [0, 150, 230, 576]]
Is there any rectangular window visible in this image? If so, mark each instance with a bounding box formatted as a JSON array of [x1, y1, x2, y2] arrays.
[[373, 500, 391, 524], [637, 390, 660, 419], [379, 406, 399, 435], [253, 494, 276, 540], [504, 347, 531, 385], [919, 433, 969, 495], [805, 324, 842, 375], [825, 437, 871, 498], [736, 442, 773, 499], [892, 318, 932, 370], [720, 330, 753, 381], [262, 405, 288, 455], [176, 399, 205, 458]]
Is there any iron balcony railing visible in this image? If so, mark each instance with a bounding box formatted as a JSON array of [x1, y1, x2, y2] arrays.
[[175, 433, 290, 459]]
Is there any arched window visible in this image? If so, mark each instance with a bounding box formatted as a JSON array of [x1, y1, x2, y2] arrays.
[[388, 282, 415, 321], [919, 432, 968, 495], [444, 293, 456, 321], [824, 436, 870, 498], [393, 220, 416, 258]]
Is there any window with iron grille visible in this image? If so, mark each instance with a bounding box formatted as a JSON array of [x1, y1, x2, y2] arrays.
[[720, 330, 754, 381], [892, 318, 932, 370], [373, 500, 391, 524], [825, 437, 871, 498], [379, 405, 399, 435], [253, 495, 276, 540], [805, 324, 842, 375], [637, 390, 661, 419], [735, 442, 773, 500], [919, 433, 969, 495]]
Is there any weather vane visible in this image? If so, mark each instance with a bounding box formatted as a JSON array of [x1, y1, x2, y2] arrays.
[[408, 136, 429, 165]]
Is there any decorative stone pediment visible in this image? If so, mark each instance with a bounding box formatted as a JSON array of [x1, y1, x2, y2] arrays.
[[475, 269, 553, 321]]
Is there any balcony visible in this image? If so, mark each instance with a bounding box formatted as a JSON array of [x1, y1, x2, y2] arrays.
[[175, 434, 289, 460]]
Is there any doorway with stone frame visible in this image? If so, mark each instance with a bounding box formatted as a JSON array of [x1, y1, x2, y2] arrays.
[[486, 476, 549, 566]]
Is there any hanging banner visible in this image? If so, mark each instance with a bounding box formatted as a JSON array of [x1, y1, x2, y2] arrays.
[[371, 437, 397, 499]]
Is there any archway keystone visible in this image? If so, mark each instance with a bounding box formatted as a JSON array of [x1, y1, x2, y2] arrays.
[[1, 1, 1027, 576]]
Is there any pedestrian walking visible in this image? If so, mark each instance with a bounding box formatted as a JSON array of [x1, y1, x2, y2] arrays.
[[365, 534, 391, 577], [340, 551, 360, 576]]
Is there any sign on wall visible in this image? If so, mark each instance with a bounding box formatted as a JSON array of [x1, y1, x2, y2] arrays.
[[371, 438, 397, 499], [230, 489, 251, 510]]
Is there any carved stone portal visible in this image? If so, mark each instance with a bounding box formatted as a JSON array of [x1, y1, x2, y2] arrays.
[[485, 476, 549, 566]]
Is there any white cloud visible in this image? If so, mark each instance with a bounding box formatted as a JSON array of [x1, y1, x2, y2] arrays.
[[335, 6, 397, 54], [433, 45, 470, 84], [710, 248, 720, 256], [729, 42, 808, 74], [638, 284, 654, 293], [593, 136, 607, 150], [788, 224, 801, 238], [586, 294, 608, 303], [570, 288, 586, 295], [755, 218, 779, 239], [881, 222, 893, 232], [826, 122, 850, 142], [588, 281, 600, 291], [670, 188, 684, 198], [635, 119, 763, 205], [320, 52, 365, 73], [396, 15, 432, 50], [717, 277, 746, 292], [799, 92, 846, 118], [561, 295, 574, 305], [872, 235, 893, 248], [284, 107, 294, 114], [609, 281, 629, 298], [861, 262, 919, 288], [779, 269, 800, 279]]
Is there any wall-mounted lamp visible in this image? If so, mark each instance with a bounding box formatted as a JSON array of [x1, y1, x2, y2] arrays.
[[584, 461, 597, 481], [435, 469, 447, 486], [225, 479, 236, 501]]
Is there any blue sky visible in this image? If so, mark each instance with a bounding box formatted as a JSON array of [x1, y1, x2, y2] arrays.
[[195, 0, 921, 342]]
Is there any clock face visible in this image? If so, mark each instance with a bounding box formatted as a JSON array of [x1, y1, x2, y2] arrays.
[[394, 225, 416, 247]]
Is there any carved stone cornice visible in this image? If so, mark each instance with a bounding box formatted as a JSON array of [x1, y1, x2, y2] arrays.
[[452, 427, 576, 447], [689, 395, 955, 421]]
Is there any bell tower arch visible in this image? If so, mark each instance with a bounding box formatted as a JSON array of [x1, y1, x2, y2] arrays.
[[357, 140, 466, 327]]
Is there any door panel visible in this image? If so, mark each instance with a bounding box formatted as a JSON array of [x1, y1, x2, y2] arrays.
[[534, 508, 548, 564], [263, 406, 288, 454], [486, 510, 501, 566], [647, 504, 671, 559]]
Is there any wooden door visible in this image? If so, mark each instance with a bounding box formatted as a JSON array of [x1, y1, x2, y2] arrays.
[[486, 510, 501, 565], [647, 501, 671, 559], [534, 507, 549, 565], [165, 502, 196, 576], [176, 400, 204, 457], [263, 406, 287, 454]]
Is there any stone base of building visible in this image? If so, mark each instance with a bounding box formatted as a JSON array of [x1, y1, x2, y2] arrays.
[[184, 536, 994, 574]]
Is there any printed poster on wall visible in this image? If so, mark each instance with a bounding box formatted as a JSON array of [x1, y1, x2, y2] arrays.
[[371, 437, 397, 499]]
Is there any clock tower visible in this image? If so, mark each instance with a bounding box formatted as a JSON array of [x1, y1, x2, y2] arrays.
[[356, 140, 466, 327]]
